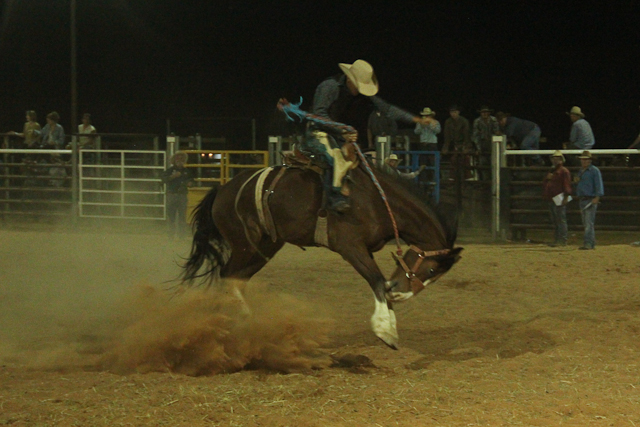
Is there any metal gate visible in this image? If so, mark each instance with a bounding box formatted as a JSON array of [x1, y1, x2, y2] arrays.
[[79, 149, 166, 219]]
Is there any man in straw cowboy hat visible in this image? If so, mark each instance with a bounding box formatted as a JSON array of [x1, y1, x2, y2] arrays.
[[414, 107, 441, 181], [543, 150, 572, 247], [304, 59, 429, 212], [567, 106, 595, 150], [472, 106, 499, 180], [575, 150, 604, 250], [384, 153, 426, 180]]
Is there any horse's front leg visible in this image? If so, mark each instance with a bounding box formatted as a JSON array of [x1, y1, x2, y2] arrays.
[[339, 248, 399, 349]]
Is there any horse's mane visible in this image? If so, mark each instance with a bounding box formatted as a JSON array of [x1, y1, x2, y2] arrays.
[[370, 163, 458, 248]]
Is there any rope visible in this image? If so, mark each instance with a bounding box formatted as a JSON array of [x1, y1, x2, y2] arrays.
[[277, 98, 356, 134], [353, 143, 403, 256], [277, 97, 403, 256]]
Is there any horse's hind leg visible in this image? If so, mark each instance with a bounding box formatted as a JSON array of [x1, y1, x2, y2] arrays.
[[221, 240, 285, 315]]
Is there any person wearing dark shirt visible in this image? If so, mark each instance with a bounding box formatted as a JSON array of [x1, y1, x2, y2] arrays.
[[367, 109, 398, 150], [303, 59, 426, 212], [543, 151, 572, 247], [162, 151, 194, 239], [575, 151, 604, 250], [496, 112, 543, 165]]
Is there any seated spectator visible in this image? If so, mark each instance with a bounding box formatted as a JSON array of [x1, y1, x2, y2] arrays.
[[384, 154, 425, 180], [11, 110, 41, 148], [41, 111, 65, 149], [567, 106, 595, 150], [77, 113, 98, 149]]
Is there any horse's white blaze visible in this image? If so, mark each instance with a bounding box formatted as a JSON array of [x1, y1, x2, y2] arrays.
[[371, 297, 398, 345]]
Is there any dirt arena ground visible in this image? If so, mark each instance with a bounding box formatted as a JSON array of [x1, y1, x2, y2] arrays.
[[1, 225, 640, 426]]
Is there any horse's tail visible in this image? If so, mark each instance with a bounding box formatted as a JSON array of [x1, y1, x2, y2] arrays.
[[180, 186, 230, 286]]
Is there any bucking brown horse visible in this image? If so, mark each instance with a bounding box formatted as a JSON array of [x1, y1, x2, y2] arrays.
[[180, 158, 462, 349]]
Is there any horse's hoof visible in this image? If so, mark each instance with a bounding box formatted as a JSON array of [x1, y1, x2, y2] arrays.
[[377, 334, 399, 350]]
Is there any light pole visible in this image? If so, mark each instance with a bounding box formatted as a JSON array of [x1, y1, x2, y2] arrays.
[[70, 0, 78, 134]]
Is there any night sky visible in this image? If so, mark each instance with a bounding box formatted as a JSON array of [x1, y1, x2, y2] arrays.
[[0, 0, 638, 149]]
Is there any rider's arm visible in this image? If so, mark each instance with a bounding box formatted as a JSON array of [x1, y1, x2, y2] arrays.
[[312, 79, 340, 118], [370, 96, 417, 124]]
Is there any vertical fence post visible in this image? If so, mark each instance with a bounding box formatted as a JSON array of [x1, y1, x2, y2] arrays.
[[491, 135, 505, 241], [71, 135, 78, 221], [375, 136, 391, 167], [268, 136, 282, 166]]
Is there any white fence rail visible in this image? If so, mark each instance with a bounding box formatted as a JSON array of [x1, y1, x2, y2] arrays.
[[79, 149, 166, 220]]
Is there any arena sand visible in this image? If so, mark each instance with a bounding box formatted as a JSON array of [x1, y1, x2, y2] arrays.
[[1, 227, 640, 426]]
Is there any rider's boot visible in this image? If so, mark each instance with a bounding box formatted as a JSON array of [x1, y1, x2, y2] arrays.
[[324, 169, 350, 213]]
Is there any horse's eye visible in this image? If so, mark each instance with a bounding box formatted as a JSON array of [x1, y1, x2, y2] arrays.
[[429, 268, 435, 274]]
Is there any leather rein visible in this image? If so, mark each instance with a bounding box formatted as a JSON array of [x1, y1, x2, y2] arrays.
[[391, 246, 451, 294]]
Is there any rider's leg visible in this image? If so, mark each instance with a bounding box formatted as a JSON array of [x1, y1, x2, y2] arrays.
[[304, 130, 352, 212]]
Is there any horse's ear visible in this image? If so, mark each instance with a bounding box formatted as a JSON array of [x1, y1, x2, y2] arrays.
[[450, 247, 463, 261]]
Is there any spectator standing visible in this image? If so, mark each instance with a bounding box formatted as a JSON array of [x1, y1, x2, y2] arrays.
[[442, 105, 471, 180], [40, 112, 65, 149], [575, 151, 604, 250], [472, 106, 499, 180], [567, 106, 595, 150], [367, 109, 398, 150], [12, 110, 41, 148], [496, 111, 543, 165], [627, 106, 640, 149], [543, 151, 572, 247], [162, 151, 194, 239], [414, 107, 441, 151], [78, 113, 98, 149], [384, 154, 425, 179]]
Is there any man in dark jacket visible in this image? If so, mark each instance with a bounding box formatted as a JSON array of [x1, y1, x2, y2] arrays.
[[162, 151, 193, 239]]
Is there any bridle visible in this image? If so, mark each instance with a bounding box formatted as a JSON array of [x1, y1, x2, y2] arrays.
[[391, 245, 451, 294]]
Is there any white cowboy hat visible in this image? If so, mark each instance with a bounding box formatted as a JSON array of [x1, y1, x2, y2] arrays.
[[567, 106, 585, 118], [550, 150, 565, 162], [385, 153, 402, 163], [578, 150, 592, 159], [338, 60, 379, 96], [420, 107, 436, 116]]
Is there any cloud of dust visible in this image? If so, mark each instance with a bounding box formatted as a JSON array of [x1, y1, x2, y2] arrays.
[[1, 281, 334, 376]]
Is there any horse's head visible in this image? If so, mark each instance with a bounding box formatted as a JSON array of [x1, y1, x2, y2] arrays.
[[385, 246, 463, 302]]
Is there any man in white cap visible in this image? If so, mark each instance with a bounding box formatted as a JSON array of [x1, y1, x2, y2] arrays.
[[543, 150, 572, 246], [568, 106, 595, 150], [304, 59, 428, 212], [384, 153, 425, 180]]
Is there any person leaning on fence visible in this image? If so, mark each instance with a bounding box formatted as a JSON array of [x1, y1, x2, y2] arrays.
[[384, 154, 425, 180], [162, 152, 194, 239], [496, 111, 543, 165], [11, 110, 41, 148], [40, 112, 65, 149], [77, 113, 98, 149], [543, 151, 572, 247], [574, 150, 604, 250], [442, 105, 473, 180], [303, 59, 427, 213]]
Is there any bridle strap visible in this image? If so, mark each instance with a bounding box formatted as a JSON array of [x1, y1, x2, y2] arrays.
[[393, 246, 451, 293]]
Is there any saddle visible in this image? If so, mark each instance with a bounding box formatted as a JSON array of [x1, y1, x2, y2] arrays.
[[281, 143, 360, 174]]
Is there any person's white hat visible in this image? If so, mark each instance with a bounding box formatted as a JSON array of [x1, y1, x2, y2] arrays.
[[567, 106, 585, 118], [338, 60, 379, 96], [385, 153, 402, 163]]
